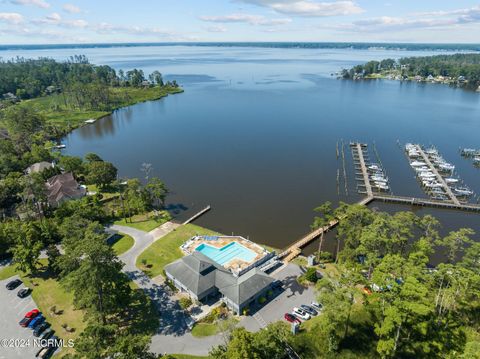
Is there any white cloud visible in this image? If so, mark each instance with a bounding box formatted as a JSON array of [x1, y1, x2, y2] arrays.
[[332, 5, 480, 32], [237, 0, 363, 17], [0, 12, 24, 24], [199, 13, 292, 26], [62, 3, 81, 14], [205, 25, 228, 33], [10, 0, 50, 9], [46, 12, 61, 22], [32, 13, 88, 28]]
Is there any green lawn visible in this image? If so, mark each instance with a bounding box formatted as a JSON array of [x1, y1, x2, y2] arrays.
[[191, 322, 219, 337], [16, 85, 183, 131], [111, 233, 135, 256], [114, 211, 171, 232], [136, 224, 220, 278], [0, 263, 16, 280]]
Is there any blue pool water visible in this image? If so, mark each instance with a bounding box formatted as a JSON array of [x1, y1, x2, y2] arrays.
[[195, 242, 256, 265]]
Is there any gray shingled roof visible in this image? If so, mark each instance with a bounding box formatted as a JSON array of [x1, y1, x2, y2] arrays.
[[217, 268, 274, 306], [165, 251, 274, 306]]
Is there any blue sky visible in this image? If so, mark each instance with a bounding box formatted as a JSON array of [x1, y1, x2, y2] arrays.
[[1, 0, 480, 44]]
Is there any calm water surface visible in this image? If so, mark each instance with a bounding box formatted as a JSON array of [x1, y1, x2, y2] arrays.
[[4, 45, 479, 251]]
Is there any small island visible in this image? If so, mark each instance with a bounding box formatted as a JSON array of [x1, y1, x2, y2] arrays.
[[340, 53, 480, 92]]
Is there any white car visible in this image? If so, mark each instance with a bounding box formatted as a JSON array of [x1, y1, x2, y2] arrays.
[[292, 307, 311, 320], [311, 301, 323, 311]]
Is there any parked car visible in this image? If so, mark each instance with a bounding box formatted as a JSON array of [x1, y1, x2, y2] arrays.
[[284, 313, 301, 324], [19, 309, 40, 327], [300, 304, 318, 316], [39, 328, 54, 340], [33, 322, 50, 337], [6, 279, 22, 290], [292, 307, 311, 320], [311, 301, 323, 311], [17, 288, 31, 298], [28, 315, 45, 329], [36, 336, 58, 359]]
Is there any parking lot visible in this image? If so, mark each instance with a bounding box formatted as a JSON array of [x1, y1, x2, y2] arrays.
[[0, 275, 41, 359], [241, 263, 317, 332]]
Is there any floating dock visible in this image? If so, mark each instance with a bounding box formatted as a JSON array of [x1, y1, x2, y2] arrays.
[[414, 145, 461, 205], [279, 142, 480, 262]]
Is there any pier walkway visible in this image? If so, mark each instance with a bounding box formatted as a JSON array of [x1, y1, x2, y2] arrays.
[[279, 143, 479, 262], [182, 205, 211, 225], [414, 145, 461, 206]]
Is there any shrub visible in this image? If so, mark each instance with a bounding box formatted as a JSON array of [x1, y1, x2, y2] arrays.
[[179, 297, 193, 309], [304, 267, 319, 283], [258, 296, 266, 304], [317, 251, 333, 262]]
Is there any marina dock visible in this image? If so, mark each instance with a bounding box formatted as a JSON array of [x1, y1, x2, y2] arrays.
[[414, 145, 461, 205], [279, 142, 480, 262]]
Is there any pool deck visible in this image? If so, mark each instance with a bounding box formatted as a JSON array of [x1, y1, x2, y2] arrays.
[[181, 235, 270, 273]]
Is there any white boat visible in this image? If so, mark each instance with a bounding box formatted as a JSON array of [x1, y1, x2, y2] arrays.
[[419, 173, 436, 178], [54, 144, 66, 149], [454, 188, 473, 196], [474, 157, 480, 163], [411, 161, 427, 167], [371, 176, 388, 182], [445, 178, 459, 184], [438, 163, 455, 172]]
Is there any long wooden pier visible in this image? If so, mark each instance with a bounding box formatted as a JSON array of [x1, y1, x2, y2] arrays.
[[182, 205, 211, 225], [415, 145, 461, 206], [279, 143, 480, 262], [355, 143, 373, 197]]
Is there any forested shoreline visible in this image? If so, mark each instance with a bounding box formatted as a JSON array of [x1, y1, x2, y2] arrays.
[[341, 53, 480, 91]]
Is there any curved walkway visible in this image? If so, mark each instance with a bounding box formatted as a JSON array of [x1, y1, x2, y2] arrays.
[[111, 223, 224, 356]]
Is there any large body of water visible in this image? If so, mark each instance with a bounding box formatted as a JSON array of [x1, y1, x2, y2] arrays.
[[3, 44, 479, 253]]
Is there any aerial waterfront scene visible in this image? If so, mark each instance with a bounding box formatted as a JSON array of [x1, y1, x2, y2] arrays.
[[1, 1, 480, 358]]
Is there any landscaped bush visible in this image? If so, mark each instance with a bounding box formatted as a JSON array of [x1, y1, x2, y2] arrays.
[[303, 267, 319, 283], [179, 297, 193, 309], [317, 251, 333, 262], [258, 296, 266, 304]]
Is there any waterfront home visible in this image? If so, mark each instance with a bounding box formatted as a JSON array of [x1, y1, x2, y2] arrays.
[[165, 251, 274, 315], [45, 172, 86, 207], [166, 235, 277, 315]]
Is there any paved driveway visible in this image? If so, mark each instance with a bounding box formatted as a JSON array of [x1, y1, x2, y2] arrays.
[[112, 224, 223, 356], [241, 264, 316, 332], [0, 276, 40, 359]]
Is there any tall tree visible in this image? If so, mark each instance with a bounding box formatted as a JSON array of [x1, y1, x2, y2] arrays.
[[311, 201, 334, 259]]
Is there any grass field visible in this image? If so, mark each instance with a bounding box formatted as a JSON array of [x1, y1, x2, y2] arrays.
[[15, 86, 183, 130], [0, 263, 16, 280], [114, 210, 171, 232], [191, 322, 219, 337], [111, 233, 135, 256], [136, 224, 220, 278]]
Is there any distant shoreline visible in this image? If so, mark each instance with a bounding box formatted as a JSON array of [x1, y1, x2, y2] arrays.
[[1, 41, 480, 52]]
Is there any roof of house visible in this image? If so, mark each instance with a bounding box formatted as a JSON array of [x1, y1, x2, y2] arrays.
[[45, 172, 85, 206], [217, 268, 274, 306], [165, 251, 274, 306], [26, 161, 53, 174]]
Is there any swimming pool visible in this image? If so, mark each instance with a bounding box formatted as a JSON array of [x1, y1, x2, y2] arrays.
[[195, 242, 257, 266]]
